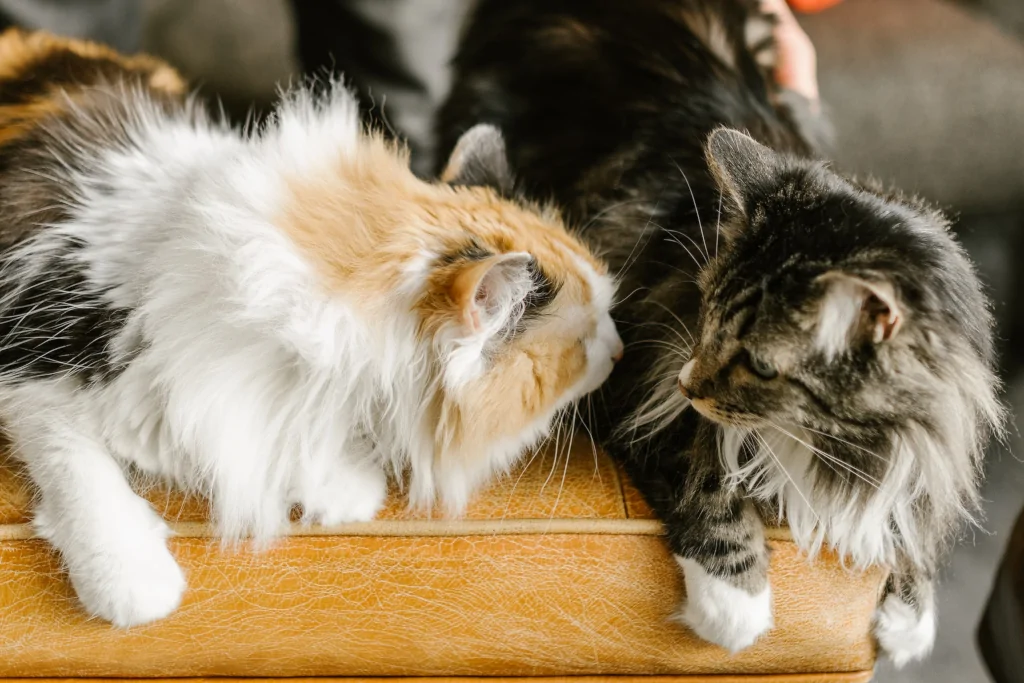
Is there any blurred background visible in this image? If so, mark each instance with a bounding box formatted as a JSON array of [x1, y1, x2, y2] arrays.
[[1, 0, 1021, 680]]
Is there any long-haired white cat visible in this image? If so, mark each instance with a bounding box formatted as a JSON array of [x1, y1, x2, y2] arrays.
[[0, 30, 620, 626]]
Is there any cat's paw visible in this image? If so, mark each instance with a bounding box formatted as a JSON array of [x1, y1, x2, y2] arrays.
[[674, 556, 773, 653], [299, 462, 387, 526], [61, 507, 186, 628], [873, 594, 936, 668]]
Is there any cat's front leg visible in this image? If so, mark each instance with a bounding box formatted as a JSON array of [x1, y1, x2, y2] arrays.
[[669, 475, 773, 653], [621, 418, 773, 653], [293, 442, 387, 526], [874, 565, 937, 668], [3, 385, 186, 627]]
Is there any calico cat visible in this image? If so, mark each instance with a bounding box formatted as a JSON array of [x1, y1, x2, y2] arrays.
[[0, 29, 621, 627], [438, 0, 1002, 667]]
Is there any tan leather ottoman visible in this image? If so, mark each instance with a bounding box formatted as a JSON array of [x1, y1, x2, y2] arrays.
[[0, 440, 881, 682]]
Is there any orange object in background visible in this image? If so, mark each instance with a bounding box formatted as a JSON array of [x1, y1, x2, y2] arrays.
[[789, 0, 844, 12]]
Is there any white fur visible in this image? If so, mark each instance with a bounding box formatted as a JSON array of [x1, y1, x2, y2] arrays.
[[717, 391, 989, 572], [674, 556, 773, 652], [7, 380, 186, 627], [874, 595, 936, 668], [0, 84, 618, 625], [720, 426, 913, 569], [815, 277, 863, 360]]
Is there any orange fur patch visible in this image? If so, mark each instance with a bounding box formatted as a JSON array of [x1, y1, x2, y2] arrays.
[[282, 134, 604, 307], [281, 133, 608, 463]]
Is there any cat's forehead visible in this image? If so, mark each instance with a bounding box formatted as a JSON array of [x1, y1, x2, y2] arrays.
[[442, 186, 610, 304]]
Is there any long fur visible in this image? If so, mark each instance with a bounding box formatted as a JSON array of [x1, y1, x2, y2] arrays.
[[438, 0, 1003, 666], [0, 29, 621, 626]]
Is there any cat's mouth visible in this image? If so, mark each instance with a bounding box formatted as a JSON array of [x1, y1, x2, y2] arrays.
[[688, 397, 763, 429]]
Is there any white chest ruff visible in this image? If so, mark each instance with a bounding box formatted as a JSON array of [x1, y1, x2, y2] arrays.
[[719, 427, 909, 569]]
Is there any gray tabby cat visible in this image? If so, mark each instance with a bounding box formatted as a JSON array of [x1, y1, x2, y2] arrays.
[[437, 0, 1005, 666]]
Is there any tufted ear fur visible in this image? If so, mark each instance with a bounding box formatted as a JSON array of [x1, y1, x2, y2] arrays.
[[704, 127, 783, 221], [815, 272, 903, 358], [441, 124, 513, 195], [449, 251, 535, 338]]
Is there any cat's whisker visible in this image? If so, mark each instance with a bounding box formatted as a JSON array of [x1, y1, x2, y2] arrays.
[[581, 395, 603, 480], [662, 234, 705, 273], [627, 339, 690, 356], [502, 438, 545, 520], [645, 299, 698, 347], [613, 285, 649, 307], [659, 225, 710, 268], [671, 161, 709, 263], [581, 197, 650, 234], [614, 202, 660, 280], [551, 405, 579, 518], [714, 189, 723, 258], [646, 261, 700, 285], [768, 423, 882, 489], [799, 425, 888, 462], [810, 448, 883, 491], [542, 412, 567, 491], [626, 318, 691, 347], [752, 430, 821, 523]]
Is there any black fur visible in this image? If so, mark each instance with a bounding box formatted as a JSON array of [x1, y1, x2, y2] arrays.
[[0, 46, 187, 385], [0, 240, 128, 383]]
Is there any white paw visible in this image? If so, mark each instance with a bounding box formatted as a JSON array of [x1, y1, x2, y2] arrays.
[[59, 505, 186, 628], [674, 556, 773, 653], [299, 461, 387, 525], [874, 594, 936, 668]]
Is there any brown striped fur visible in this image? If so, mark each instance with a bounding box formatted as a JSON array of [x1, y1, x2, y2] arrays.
[[0, 28, 183, 147]]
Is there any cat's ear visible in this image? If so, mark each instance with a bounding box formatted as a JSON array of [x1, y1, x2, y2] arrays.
[[704, 127, 783, 218], [815, 272, 903, 356], [441, 124, 514, 195], [449, 251, 534, 337]]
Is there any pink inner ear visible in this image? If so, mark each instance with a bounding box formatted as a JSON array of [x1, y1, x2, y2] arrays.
[[465, 306, 482, 334], [816, 271, 903, 355], [864, 294, 901, 343]]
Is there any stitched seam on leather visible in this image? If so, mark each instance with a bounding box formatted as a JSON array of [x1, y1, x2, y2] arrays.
[[0, 520, 796, 541]]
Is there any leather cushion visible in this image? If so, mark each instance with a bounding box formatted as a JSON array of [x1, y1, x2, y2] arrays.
[[0, 440, 882, 677]]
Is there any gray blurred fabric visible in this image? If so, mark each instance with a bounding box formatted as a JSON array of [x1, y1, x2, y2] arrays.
[[0, 0, 142, 51], [6, 0, 1020, 211], [138, 0, 1024, 211], [801, 0, 1024, 211]]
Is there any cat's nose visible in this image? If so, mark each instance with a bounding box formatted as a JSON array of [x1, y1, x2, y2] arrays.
[[611, 338, 624, 363]]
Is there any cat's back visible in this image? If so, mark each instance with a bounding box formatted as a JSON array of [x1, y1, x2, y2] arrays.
[[0, 29, 187, 247], [439, 0, 802, 217], [0, 28, 184, 142]]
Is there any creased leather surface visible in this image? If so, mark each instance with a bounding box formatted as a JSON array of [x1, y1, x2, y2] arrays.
[[0, 438, 882, 677], [0, 676, 876, 682], [0, 438, 627, 526]]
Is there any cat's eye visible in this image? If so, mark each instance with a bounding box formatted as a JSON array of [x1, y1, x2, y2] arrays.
[[747, 353, 778, 380]]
